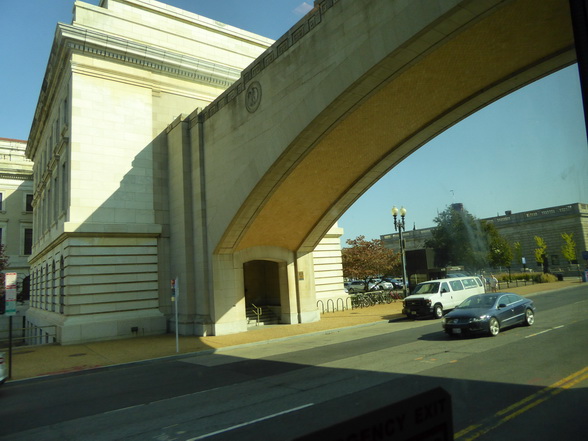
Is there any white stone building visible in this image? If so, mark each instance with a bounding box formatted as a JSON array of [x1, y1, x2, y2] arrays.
[[0, 138, 33, 295], [25, 0, 346, 344]]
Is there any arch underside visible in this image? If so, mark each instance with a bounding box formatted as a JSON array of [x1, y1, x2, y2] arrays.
[[224, 0, 575, 254]]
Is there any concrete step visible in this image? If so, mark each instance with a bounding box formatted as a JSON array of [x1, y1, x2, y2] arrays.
[[246, 305, 280, 327]]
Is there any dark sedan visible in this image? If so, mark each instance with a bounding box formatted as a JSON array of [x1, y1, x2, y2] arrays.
[[442, 293, 535, 337]]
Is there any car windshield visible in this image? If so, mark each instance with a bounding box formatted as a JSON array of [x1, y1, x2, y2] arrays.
[[413, 282, 439, 294], [456, 295, 498, 309]]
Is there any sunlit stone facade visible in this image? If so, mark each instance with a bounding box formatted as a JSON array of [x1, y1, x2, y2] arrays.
[[0, 138, 34, 291], [25, 0, 271, 343], [25, 0, 346, 344]]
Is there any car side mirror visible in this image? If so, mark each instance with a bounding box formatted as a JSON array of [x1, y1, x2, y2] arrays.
[[498, 303, 507, 309]]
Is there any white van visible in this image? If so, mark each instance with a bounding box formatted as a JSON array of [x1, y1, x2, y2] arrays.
[[402, 276, 485, 319]]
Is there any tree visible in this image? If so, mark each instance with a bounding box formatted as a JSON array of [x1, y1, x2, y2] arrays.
[[513, 241, 522, 267], [0, 244, 8, 272], [561, 232, 577, 264], [425, 205, 488, 270], [534, 236, 548, 273], [342, 236, 400, 285], [483, 221, 513, 269]]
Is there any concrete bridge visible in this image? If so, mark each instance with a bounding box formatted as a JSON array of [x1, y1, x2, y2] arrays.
[[26, 0, 578, 342], [167, 0, 576, 334]]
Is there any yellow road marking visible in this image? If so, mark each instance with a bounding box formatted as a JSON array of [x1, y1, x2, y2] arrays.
[[455, 367, 588, 440]]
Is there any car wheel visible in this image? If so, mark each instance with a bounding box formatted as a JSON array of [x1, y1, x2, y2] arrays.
[[488, 317, 500, 336], [524, 308, 535, 326], [433, 304, 443, 319]]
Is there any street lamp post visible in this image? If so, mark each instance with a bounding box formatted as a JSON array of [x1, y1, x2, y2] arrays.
[[392, 206, 409, 297]]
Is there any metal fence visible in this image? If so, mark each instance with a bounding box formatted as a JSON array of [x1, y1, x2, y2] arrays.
[[0, 318, 57, 350]]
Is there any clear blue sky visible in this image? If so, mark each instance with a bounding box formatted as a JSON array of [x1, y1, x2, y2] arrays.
[[1, 1, 587, 244]]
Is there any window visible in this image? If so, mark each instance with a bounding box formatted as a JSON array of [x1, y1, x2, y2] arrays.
[[506, 294, 520, 304], [51, 260, 56, 312], [24, 228, 33, 255], [462, 278, 477, 289], [62, 98, 68, 125], [54, 177, 59, 215], [0, 223, 6, 245], [449, 280, 464, 291], [62, 161, 68, 210], [25, 194, 33, 212], [60, 255, 65, 313], [48, 187, 52, 222]]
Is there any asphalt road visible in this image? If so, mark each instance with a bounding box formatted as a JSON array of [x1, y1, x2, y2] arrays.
[[0, 285, 586, 440]]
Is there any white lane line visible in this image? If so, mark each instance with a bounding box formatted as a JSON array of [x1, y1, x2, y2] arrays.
[[525, 325, 564, 338], [186, 403, 314, 440]]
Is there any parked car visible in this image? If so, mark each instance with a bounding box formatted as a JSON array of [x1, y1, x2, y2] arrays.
[[345, 280, 367, 293], [368, 279, 394, 291], [442, 293, 535, 337], [0, 352, 7, 386], [381, 278, 404, 289]]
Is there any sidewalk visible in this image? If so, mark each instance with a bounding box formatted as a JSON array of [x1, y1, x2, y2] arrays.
[[5, 280, 582, 381]]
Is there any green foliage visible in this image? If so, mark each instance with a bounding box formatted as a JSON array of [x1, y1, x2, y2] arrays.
[[534, 236, 547, 263], [483, 221, 513, 268], [494, 272, 558, 283], [560, 233, 577, 263], [533, 273, 557, 283], [342, 235, 400, 282], [0, 244, 7, 272], [512, 241, 522, 265], [425, 205, 510, 271], [496, 272, 532, 282]]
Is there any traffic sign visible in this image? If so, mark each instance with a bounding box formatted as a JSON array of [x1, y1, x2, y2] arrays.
[[4, 272, 17, 316]]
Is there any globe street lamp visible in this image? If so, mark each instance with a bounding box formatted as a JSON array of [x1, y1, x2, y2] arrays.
[[392, 206, 409, 297]]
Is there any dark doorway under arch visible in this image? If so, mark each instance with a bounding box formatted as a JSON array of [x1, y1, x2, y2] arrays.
[[243, 260, 281, 307]]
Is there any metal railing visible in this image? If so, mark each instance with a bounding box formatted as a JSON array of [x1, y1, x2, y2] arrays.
[[350, 289, 404, 309], [318, 289, 404, 313], [0, 324, 57, 350], [250, 304, 263, 326]]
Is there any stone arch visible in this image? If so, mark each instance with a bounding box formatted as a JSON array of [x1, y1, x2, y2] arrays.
[[208, 0, 575, 255]]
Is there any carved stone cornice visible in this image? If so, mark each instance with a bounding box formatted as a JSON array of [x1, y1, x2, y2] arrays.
[[27, 22, 243, 159], [0, 172, 33, 181], [59, 24, 242, 87]]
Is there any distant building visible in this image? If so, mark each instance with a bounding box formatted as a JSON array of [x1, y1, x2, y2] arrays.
[[485, 203, 588, 273], [0, 138, 34, 297], [381, 202, 588, 278]]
